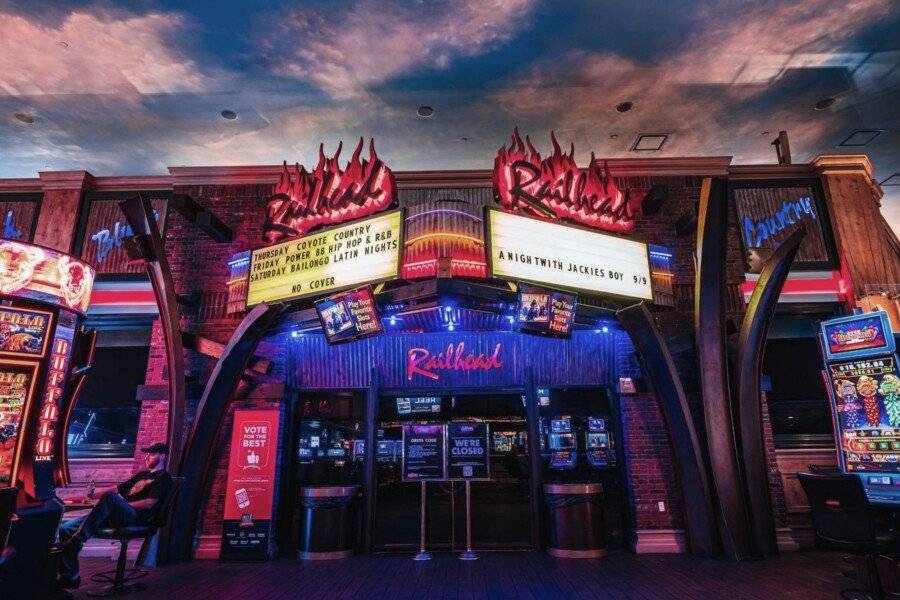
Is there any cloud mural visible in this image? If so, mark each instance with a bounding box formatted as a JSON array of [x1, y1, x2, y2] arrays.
[[0, 0, 897, 234]]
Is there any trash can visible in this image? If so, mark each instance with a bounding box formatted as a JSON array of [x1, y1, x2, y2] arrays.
[[543, 483, 606, 558], [298, 485, 360, 560]]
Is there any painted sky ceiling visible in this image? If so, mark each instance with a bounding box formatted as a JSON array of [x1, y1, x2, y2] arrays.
[[1, 0, 899, 232]]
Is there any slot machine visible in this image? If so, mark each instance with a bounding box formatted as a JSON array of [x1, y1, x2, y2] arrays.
[[819, 310, 900, 506], [548, 416, 577, 470], [0, 240, 96, 594]]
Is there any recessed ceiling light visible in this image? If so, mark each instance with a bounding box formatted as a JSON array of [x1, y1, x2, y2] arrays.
[[814, 97, 835, 110], [220, 110, 237, 120], [416, 105, 434, 118], [838, 129, 882, 147], [609, 133, 619, 139], [761, 130, 770, 136], [458, 136, 470, 142], [615, 101, 633, 113], [14, 113, 34, 124], [631, 133, 668, 152], [880, 173, 900, 186]]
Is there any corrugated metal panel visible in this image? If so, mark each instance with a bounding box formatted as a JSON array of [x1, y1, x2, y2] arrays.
[[281, 329, 616, 390], [398, 187, 493, 208]]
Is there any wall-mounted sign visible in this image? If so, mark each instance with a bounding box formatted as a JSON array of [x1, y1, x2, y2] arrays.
[[488, 209, 652, 300], [78, 195, 167, 273], [731, 181, 833, 269], [396, 396, 442, 415], [493, 130, 646, 234], [0, 196, 40, 242], [402, 424, 446, 481], [517, 284, 577, 338], [246, 210, 401, 305], [33, 322, 74, 475], [447, 423, 490, 480], [315, 286, 383, 344], [221, 409, 280, 560], [406, 341, 503, 381], [0, 241, 95, 314], [821, 311, 895, 361], [0, 362, 38, 485], [0, 307, 52, 358], [264, 139, 396, 243]]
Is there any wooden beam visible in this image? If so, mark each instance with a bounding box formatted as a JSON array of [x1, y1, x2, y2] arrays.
[[181, 332, 273, 375], [736, 228, 805, 557], [694, 177, 752, 559], [169, 193, 233, 243]]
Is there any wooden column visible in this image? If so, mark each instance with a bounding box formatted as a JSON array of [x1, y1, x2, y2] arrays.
[[736, 228, 805, 556], [35, 171, 92, 252], [694, 176, 751, 559]]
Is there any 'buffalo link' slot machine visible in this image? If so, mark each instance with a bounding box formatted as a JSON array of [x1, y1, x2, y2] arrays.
[[819, 310, 900, 506], [1, 239, 96, 506]]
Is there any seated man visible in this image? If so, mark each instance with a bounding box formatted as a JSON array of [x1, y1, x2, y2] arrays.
[[56, 442, 174, 589]]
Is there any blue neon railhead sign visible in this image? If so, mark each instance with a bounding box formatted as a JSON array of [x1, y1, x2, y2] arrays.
[[742, 196, 817, 248]]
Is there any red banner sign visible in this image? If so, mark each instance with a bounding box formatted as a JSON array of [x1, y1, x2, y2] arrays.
[[493, 129, 646, 233], [263, 138, 396, 243], [406, 342, 503, 381], [223, 409, 279, 521]]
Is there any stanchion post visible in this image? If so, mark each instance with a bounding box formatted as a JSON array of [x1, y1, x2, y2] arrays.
[[459, 480, 478, 560], [413, 481, 432, 561]]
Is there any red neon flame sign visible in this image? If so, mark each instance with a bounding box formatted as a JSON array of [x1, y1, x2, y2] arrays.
[[264, 138, 396, 243], [493, 129, 646, 233], [406, 342, 503, 380]]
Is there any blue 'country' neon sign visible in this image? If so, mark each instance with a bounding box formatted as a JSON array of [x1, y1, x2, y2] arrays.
[[742, 196, 816, 248]]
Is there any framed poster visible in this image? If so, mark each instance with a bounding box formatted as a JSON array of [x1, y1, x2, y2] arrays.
[[315, 286, 383, 344], [447, 423, 490, 481], [0, 193, 41, 242], [401, 424, 446, 481]]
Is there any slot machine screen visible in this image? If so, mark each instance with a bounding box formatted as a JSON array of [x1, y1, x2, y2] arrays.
[[493, 432, 512, 453], [549, 432, 575, 450], [0, 362, 38, 485], [828, 357, 900, 474], [587, 417, 606, 432], [550, 418, 571, 433], [586, 432, 609, 449]]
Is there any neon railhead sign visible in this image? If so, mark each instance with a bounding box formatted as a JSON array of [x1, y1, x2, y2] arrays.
[[264, 138, 396, 243], [493, 129, 646, 233]]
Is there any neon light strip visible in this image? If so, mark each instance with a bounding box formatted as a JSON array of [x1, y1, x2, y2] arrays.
[[403, 259, 488, 269], [649, 251, 673, 259], [404, 233, 485, 246], [405, 209, 483, 222]]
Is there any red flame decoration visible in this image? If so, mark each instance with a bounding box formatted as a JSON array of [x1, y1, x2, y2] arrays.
[[264, 138, 396, 242], [493, 129, 645, 233]]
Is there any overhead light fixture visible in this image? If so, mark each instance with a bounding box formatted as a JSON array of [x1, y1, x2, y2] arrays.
[[220, 110, 238, 120], [14, 113, 35, 124], [814, 97, 835, 110], [609, 133, 619, 139], [416, 105, 434, 118], [631, 134, 668, 152], [615, 101, 633, 113], [57, 41, 69, 48], [838, 129, 882, 147], [880, 174, 900, 186]]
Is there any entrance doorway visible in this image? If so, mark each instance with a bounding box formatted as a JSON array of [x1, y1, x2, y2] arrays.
[[373, 393, 532, 551]]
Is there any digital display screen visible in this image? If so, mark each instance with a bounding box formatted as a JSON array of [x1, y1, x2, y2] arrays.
[[0, 307, 52, 358], [517, 284, 577, 338], [822, 312, 895, 360], [326, 448, 346, 458], [586, 432, 609, 449], [0, 240, 95, 314], [587, 417, 606, 432], [315, 286, 383, 344], [396, 396, 441, 416], [828, 357, 900, 473], [0, 362, 38, 485], [549, 432, 575, 450], [550, 418, 571, 433]]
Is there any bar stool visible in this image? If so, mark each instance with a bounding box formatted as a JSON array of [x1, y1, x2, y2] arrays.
[[798, 472, 900, 599], [87, 477, 183, 597]]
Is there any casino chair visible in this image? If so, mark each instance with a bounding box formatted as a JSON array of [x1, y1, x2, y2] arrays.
[[86, 477, 184, 597], [798, 472, 900, 600]]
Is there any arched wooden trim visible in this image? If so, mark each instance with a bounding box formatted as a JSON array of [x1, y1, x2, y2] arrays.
[[165, 302, 286, 563], [737, 228, 805, 557], [694, 177, 751, 559], [617, 303, 718, 555], [120, 195, 187, 470]]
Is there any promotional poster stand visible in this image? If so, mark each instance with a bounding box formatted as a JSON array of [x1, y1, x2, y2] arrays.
[[413, 481, 432, 561], [459, 480, 478, 561]]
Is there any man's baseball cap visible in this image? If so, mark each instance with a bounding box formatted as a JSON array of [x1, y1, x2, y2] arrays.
[[141, 442, 169, 455]]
